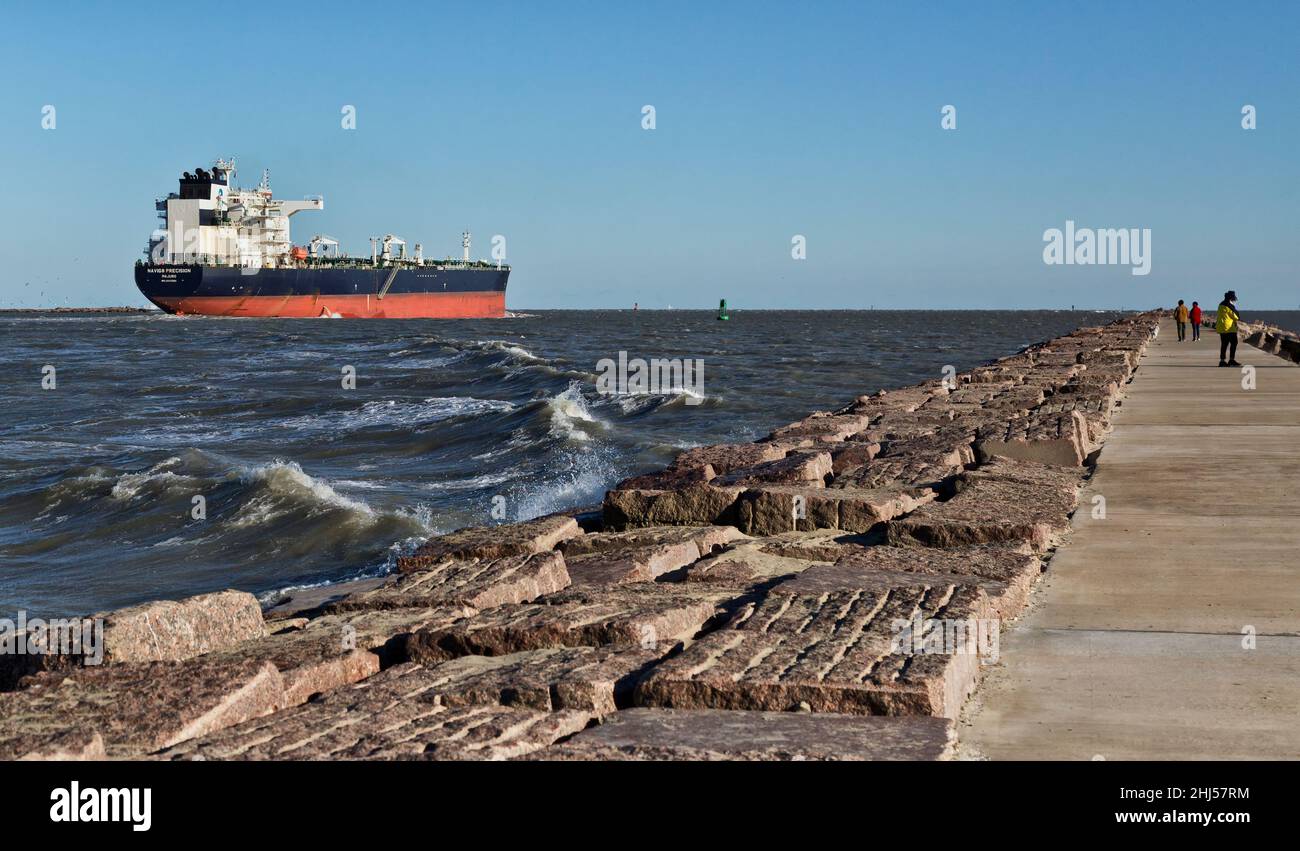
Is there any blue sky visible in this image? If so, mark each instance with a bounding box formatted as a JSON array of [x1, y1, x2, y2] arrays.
[[1, 0, 1296, 309]]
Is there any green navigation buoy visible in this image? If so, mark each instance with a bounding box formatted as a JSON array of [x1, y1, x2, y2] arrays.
[[717, 298, 729, 321]]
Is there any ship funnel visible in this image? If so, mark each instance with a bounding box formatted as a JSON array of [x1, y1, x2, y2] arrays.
[[370, 237, 378, 266], [462, 231, 471, 264]]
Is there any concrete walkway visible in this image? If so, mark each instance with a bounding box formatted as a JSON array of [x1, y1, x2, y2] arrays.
[[961, 318, 1300, 760]]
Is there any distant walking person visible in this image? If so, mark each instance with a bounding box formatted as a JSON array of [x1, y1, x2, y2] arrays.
[[1216, 291, 1241, 367], [1174, 300, 1189, 341], [1190, 301, 1202, 341]]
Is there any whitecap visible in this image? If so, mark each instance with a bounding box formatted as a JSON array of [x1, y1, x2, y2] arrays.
[[545, 381, 607, 442]]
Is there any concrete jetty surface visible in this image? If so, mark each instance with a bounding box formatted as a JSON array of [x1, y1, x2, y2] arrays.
[[6, 311, 1295, 760], [962, 318, 1300, 759]]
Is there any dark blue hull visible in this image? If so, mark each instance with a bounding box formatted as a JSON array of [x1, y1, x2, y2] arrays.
[[134, 264, 509, 318]]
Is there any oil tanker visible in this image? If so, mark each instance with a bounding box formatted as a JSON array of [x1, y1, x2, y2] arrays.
[[134, 158, 508, 318]]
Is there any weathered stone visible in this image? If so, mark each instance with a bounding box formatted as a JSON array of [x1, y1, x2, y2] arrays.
[[399, 584, 739, 663], [635, 577, 992, 718], [263, 577, 389, 621], [1278, 337, 1300, 363], [830, 440, 882, 474], [1077, 361, 1132, 386], [887, 459, 1081, 552], [974, 409, 1089, 466], [682, 540, 829, 585], [833, 445, 968, 491], [1017, 364, 1084, 390], [879, 405, 963, 427], [6, 729, 106, 761], [982, 385, 1047, 413], [417, 646, 660, 716], [602, 484, 744, 530], [829, 546, 1042, 619], [1036, 394, 1114, 445], [207, 605, 476, 705], [563, 542, 701, 588], [96, 590, 266, 662], [768, 563, 997, 614], [833, 487, 936, 532], [559, 524, 745, 559], [937, 382, 1020, 407], [0, 659, 286, 759], [962, 365, 1024, 384], [715, 451, 833, 487], [1079, 349, 1136, 373], [767, 413, 873, 444], [1254, 331, 1281, 353], [736, 486, 838, 535], [525, 708, 955, 761], [735, 485, 933, 536], [616, 464, 716, 491], [847, 385, 947, 415], [158, 663, 591, 761], [671, 443, 787, 475], [1030, 351, 1086, 367], [757, 529, 877, 562], [1, 589, 267, 689], [330, 551, 570, 612], [396, 514, 580, 571]]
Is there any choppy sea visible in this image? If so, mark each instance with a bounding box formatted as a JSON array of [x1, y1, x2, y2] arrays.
[[6, 308, 1294, 618]]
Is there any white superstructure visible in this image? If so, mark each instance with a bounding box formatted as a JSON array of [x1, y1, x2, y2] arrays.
[[150, 158, 323, 269]]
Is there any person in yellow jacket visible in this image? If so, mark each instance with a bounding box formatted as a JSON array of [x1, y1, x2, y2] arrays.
[[1215, 290, 1241, 367], [1174, 300, 1189, 341]]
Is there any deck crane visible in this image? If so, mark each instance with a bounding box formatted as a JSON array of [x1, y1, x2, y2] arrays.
[[309, 234, 340, 260], [380, 234, 407, 264]]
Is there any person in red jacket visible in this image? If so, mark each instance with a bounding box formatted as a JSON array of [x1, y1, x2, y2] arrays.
[[1190, 301, 1202, 341]]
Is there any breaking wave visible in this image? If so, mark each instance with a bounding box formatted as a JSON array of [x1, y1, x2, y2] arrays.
[[281, 397, 515, 432], [545, 381, 608, 442]]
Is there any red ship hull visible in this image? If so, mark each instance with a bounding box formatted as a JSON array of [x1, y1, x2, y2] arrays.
[[150, 291, 506, 319]]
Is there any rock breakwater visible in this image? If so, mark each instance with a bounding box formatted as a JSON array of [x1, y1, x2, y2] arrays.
[[0, 313, 1162, 761]]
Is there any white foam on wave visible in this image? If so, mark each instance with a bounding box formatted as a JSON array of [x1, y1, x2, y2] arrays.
[[666, 385, 709, 402], [353, 397, 514, 427], [420, 470, 516, 492], [545, 381, 607, 442], [511, 446, 622, 520], [281, 396, 515, 432], [330, 479, 388, 491], [107, 456, 192, 501], [228, 461, 438, 535], [38, 455, 215, 518], [229, 460, 376, 528], [109, 470, 190, 500], [477, 339, 543, 362], [612, 384, 713, 414]]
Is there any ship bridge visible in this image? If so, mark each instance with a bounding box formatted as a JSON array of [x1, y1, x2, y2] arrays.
[[153, 158, 323, 269]]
